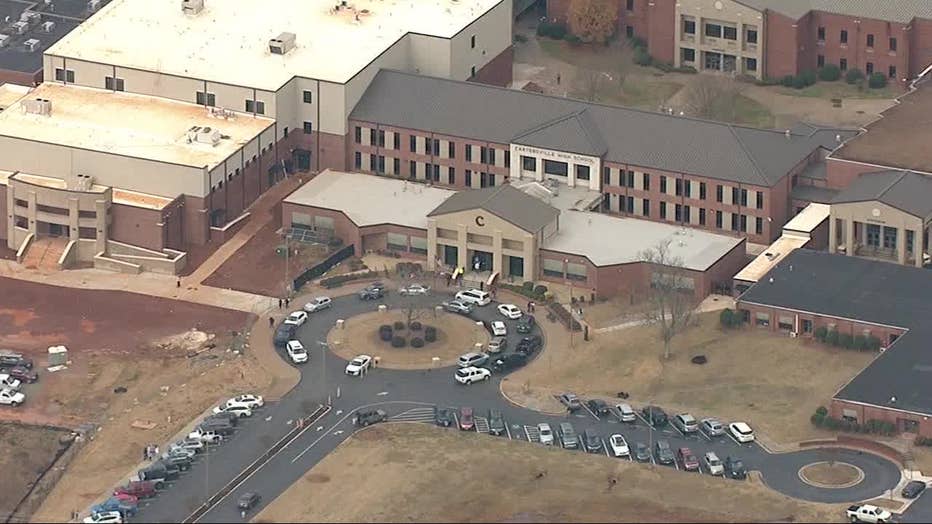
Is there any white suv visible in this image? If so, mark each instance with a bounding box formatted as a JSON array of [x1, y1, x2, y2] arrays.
[[729, 422, 755, 443], [454, 366, 491, 385], [538, 423, 554, 445], [287, 340, 309, 364], [455, 289, 490, 306], [213, 404, 252, 418], [458, 352, 489, 368]]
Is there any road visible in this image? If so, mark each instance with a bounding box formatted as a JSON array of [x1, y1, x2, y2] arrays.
[[118, 290, 910, 522]]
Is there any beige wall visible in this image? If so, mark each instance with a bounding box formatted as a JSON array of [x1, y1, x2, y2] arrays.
[[450, 0, 513, 80], [675, 0, 765, 78], [830, 200, 928, 266], [409, 34, 453, 78]]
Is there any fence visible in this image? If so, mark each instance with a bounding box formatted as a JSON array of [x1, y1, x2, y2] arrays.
[[292, 244, 355, 291]]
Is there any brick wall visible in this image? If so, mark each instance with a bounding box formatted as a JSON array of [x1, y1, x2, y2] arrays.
[[764, 11, 801, 80], [824, 157, 887, 189], [736, 301, 907, 345], [470, 46, 515, 87], [910, 18, 932, 79], [831, 399, 932, 437], [646, 0, 675, 64], [0, 68, 40, 88]]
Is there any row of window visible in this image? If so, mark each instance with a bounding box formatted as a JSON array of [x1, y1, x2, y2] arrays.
[[817, 27, 896, 51], [353, 126, 511, 166], [353, 152, 498, 188], [683, 20, 758, 44], [816, 55, 897, 78], [603, 194, 765, 234], [209, 144, 274, 192], [603, 168, 764, 208]]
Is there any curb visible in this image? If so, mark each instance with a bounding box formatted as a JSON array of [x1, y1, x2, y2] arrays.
[[499, 379, 566, 416]]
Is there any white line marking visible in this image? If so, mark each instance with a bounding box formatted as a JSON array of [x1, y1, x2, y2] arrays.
[[505, 424, 512, 440], [670, 424, 685, 438], [603, 439, 610, 457], [376, 391, 389, 396]]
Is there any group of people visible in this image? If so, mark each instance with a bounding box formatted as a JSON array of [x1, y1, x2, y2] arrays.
[[143, 443, 160, 461]]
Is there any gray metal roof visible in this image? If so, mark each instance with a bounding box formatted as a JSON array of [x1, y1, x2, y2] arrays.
[[351, 70, 838, 187], [427, 184, 560, 233], [738, 249, 932, 416], [737, 0, 932, 23], [790, 183, 838, 203], [832, 170, 932, 219]]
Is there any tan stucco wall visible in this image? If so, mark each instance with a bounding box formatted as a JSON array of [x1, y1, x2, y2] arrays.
[[674, 0, 765, 78]]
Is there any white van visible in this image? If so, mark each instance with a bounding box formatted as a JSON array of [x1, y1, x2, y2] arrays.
[[455, 289, 491, 306]]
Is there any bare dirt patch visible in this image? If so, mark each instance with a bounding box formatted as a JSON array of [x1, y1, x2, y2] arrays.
[[799, 462, 863, 488], [257, 423, 843, 523], [0, 423, 70, 521], [328, 309, 489, 369]]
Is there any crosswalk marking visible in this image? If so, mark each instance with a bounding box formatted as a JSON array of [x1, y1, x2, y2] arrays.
[[474, 416, 490, 434], [524, 425, 540, 443], [389, 407, 435, 423]]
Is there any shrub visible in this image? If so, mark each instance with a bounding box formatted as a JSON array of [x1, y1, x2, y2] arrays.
[[814, 326, 828, 342], [391, 335, 406, 348], [674, 65, 698, 74], [522, 281, 535, 292], [819, 64, 841, 82], [379, 325, 393, 342], [393, 321, 405, 330], [564, 33, 582, 45], [825, 329, 840, 346], [424, 326, 437, 343], [633, 48, 652, 66], [799, 70, 817, 87], [719, 309, 734, 328], [410, 337, 424, 348], [533, 284, 548, 296], [816, 406, 829, 417], [319, 270, 380, 289], [791, 75, 809, 89], [853, 335, 868, 351], [781, 75, 796, 88], [868, 72, 888, 89], [845, 68, 864, 85], [500, 283, 545, 302], [839, 333, 854, 349], [537, 22, 567, 40], [915, 436, 932, 447], [628, 36, 647, 50], [409, 321, 422, 331], [866, 335, 882, 351], [653, 61, 674, 73]]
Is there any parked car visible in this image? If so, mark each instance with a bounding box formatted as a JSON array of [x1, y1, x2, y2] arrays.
[[114, 481, 157, 499], [847, 504, 893, 524], [724, 456, 747, 479], [902, 480, 927, 499], [159, 452, 192, 471], [353, 409, 388, 427], [207, 410, 239, 426], [454, 366, 491, 385], [641, 406, 668, 427], [5, 366, 37, 383], [729, 422, 755, 443], [398, 284, 430, 296], [492, 353, 528, 373], [345, 355, 372, 376], [459, 407, 475, 431], [188, 429, 223, 444], [91, 497, 138, 518], [433, 406, 456, 427], [677, 447, 700, 471], [170, 438, 205, 455], [489, 321, 507, 336], [538, 423, 554, 445], [212, 404, 252, 418], [615, 403, 636, 422], [558, 392, 582, 412], [497, 303, 523, 319], [516, 335, 542, 356], [224, 394, 264, 410], [654, 439, 675, 465], [609, 434, 629, 457], [358, 284, 385, 300], [0, 351, 32, 369], [83, 511, 123, 524], [587, 399, 611, 416], [442, 300, 474, 315], [197, 418, 235, 436], [516, 315, 536, 334], [136, 465, 175, 488], [633, 442, 651, 462], [458, 352, 489, 368], [283, 311, 308, 326], [237, 492, 261, 511], [583, 429, 603, 453], [703, 451, 725, 476], [163, 447, 196, 461], [286, 340, 308, 364], [487, 336, 507, 354], [0, 388, 24, 407], [303, 296, 333, 312], [273, 324, 296, 348], [0, 374, 21, 391], [700, 417, 726, 437], [454, 289, 490, 306], [488, 409, 506, 436], [672, 413, 699, 434], [559, 422, 578, 449]]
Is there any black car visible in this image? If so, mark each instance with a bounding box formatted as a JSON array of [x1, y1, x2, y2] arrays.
[[641, 406, 668, 427], [724, 456, 747, 479], [358, 285, 385, 300], [158, 454, 192, 471], [0, 353, 32, 370], [516, 335, 542, 356], [353, 409, 388, 427], [488, 409, 506, 436], [903, 480, 927, 499], [208, 411, 240, 426], [237, 492, 261, 510], [654, 439, 675, 465], [586, 399, 611, 416], [583, 429, 602, 453], [433, 406, 456, 427], [516, 315, 536, 334], [138, 462, 180, 483], [633, 442, 651, 462], [273, 323, 296, 347], [491, 353, 528, 373], [198, 419, 235, 436]]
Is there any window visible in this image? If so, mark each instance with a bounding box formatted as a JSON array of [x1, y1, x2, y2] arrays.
[[625, 196, 634, 213], [684, 180, 692, 198], [409, 160, 417, 179], [643, 173, 650, 191], [801, 319, 813, 334], [675, 178, 682, 196], [410, 135, 417, 153], [504, 151, 510, 168], [480, 146, 488, 164], [705, 23, 722, 38], [303, 90, 313, 103], [755, 216, 763, 235], [889, 65, 897, 79], [465, 170, 473, 187], [890, 37, 897, 52], [470, 65, 476, 77], [465, 145, 472, 162], [196, 91, 216, 106], [354, 151, 362, 169], [432, 163, 440, 182], [377, 130, 386, 148], [394, 158, 400, 175], [817, 54, 825, 67], [682, 48, 696, 63], [424, 137, 431, 154], [369, 154, 377, 172], [746, 28, 758, 44], [716, 184, 723, 202], [866, 62, 874, 75], [105, 76, 124, 91], [543, 159, 568, 177], [699, 208, 706, 225], [394, 133, 400, 150], [488, 148, 496, 165], [522, 155, 536, 172], [642, 199, 650, 216], [55, 68, 75, 83], [715, 210, 723, 228], [449, 167, 456, 185], [674, 204, 682, 222], [542, 258, 564, 278], [729, 213, 738, 231], [866, 34, 874, 48], [303, 121, 313, 134], [576, 165, 590, 180], [448, 141, 456, 158], [745, 57, 758, 72], [840, 58, 848, 71], [626, 25, 634, 38], [470, 35, 476, 49], [755, 191, 763, 209], [602, 167, 612, 185], [245, 100, 265, 114], [755, 312, 770, 327], [699, 182, 707, 200], [723, 26, 737, 40], [740, 214, 748, 232], [626, 170, 635, 188], [378, 155, 386, 174], [354, 126, 362, 144], [626, 0, 634, 11], [660, 201, 667, 219], [840, 29, 848, 44], [817, 26, 825, 41], [683, 19, 696, 35], [660, 176, 667, 194]]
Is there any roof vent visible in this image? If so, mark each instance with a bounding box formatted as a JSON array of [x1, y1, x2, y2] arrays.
[[11, 21, 28, 34], [20, 11, 41, 25], [23, 98, 52, 116], [41, 21, 56, 32], [269, 32, 296, 55], [187, 125, 222, 146], [87, 0, 102, 12], [69, 174, 95, 192], [23, 38, 40, 52], [181, 0, 205, 15], [0, 35, 10, 48]]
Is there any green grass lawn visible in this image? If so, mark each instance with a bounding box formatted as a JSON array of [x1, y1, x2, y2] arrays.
[[774, 81, 899, 99]]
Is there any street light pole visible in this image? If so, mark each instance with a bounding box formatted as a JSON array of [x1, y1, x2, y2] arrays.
[[318, 341, 329, 405]]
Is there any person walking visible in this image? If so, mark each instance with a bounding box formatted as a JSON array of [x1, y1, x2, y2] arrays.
[[269, 316, 275, 328], [285, 298, 291, 308], [278, 298, 283, 309]]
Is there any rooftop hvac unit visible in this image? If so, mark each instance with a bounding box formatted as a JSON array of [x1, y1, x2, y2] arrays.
[[0, 35, 9, 48], [23, 38, 40, 52], [20, 11, 41, 25], [41, 21, 56, 33], [269, 32, 296, 55], [88, 0, 102, 12], [181, 0, 205, 15], [23, 98, 52, 116], [11, 21, 28, 34], [187, 125, 221, 146], [68, 174, 95, 192]]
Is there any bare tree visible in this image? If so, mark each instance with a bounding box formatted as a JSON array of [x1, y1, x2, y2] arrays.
[[640, 240, 696, 360], [579, 69, 603, 102], [567, 0, 618, 44], [680, 75, 738, 121]]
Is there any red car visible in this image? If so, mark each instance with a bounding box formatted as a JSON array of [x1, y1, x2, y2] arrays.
[[112, 493, 138, 504], [459, 407, 474, 431], [6, 366, 38, 383], [114, 480, 157, 499], [677, 447, 700, 471]]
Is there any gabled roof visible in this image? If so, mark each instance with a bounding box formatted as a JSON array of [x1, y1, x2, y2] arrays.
[[351, 70, 840, 188], [832, 171, 932, 219], [427, 184, 559, 233], [737, 0, 932, 23]]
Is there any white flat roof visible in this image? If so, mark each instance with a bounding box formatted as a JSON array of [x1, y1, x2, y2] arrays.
[[783, 203, 830, 234], [544, 211, 745, 270], [48, 0, 502, 89], [0, 83, 273, 169], [0, 84, 31, 110], [284, 170, 455, 228], [733, 234, 811, 283]]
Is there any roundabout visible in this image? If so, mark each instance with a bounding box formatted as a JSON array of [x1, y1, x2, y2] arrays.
[[798, 461, 865, 489]]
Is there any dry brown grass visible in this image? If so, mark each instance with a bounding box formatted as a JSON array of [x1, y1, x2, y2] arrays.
[[257, 423, 844, 523], [0, 424, 69, 516], [800, 462, 863, 486]]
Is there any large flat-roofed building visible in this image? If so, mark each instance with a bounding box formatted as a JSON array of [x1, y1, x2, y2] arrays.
[[283, 170, 746, 300], [737, 249, 932, 436]]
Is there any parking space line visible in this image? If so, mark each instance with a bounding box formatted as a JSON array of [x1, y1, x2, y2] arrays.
[[699, 429, 713, 442], [524, 426, 532, 441], [453, 412, 459, 429], [603, 439, 610, 457], [673, 460, 680, 471], [650, 456, 656, 466], [670, 424, 686, 438], [505, 424, 513, 440], [635, 413, 653, 428], [581, 402, 600, 421]]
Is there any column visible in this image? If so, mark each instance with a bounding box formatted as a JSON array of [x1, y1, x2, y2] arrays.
[[917, 225, 927, 268], [829, 216, 838, 253], [567, 162, 576, 188], [523, 232, 536, 282], [492, 229, 503, 276], [456, 222, 468, 270], [845, 219, 855, 257], [68, 198, 79, 242], [897, 226, 907, 265], [95, 199, 108, 254], [426, 219, 438, 271], [27, 191, 37, 236]]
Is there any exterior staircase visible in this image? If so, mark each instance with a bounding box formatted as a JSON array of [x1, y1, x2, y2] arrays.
[[20, 237, 69, 271]]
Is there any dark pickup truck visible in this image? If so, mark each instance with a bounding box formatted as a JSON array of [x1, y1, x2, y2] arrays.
[[353, 409, 388, 427]]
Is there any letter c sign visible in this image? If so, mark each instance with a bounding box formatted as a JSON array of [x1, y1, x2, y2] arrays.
[[475, 215, 485, 227]]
